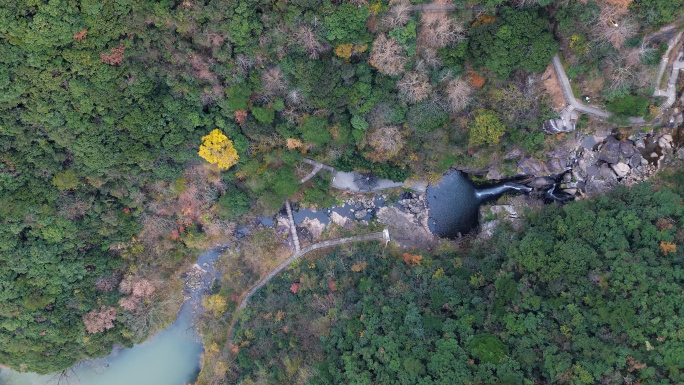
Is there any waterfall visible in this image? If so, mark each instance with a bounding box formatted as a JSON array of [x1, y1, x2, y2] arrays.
[[475, 182, 533, 201]]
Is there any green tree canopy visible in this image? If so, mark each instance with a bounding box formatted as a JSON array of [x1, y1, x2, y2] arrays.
[[469, 8, 558, 78]]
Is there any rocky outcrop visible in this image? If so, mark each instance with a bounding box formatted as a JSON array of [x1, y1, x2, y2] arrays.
[[511, 126, 677, 198], [575, 131, 674, 197], [477, 196, 532, 239], [376, 192, 437, 251]]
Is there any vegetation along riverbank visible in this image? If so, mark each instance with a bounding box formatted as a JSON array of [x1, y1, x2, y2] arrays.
[[0, 0, 682, 383]]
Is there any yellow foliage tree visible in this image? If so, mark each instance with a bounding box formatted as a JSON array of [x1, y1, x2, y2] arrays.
[[660, 241, 676, 255], [198, 129, 239, 170], [335, 43, 353, 59], [201, 294, 228, 316]]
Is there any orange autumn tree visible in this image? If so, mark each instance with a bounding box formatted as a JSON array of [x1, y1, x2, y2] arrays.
[[198, 129, 239, 170], [403, 253, 423, 267]]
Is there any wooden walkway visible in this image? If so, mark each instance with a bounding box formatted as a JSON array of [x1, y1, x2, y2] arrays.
[[226, 229, 390, 345], [284, 198, 300, 253]]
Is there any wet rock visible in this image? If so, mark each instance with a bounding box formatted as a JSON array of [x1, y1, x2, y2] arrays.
[[610, 162, 630, 178], [528, 177, 555, 189]]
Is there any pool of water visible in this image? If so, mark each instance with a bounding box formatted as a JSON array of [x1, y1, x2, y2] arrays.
[[426, 171, 533, 238], [426, 171, 481, 238], [0, 249, 222, 385]]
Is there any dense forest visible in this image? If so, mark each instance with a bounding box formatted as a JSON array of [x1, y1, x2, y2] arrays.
[[204, 182, 683, 384], [0, 0, 682, 377]]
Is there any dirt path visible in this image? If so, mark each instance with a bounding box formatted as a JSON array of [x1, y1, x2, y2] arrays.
[[226, 229, 390, 345]]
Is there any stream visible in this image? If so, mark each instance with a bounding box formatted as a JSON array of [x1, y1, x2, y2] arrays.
[[0, 250, 222, 385], [0, 170, 561, 384]]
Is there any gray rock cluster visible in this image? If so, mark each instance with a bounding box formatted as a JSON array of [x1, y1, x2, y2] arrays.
[[576, 133, 672, 197], [398, 195, 426, 215], [376, 193, 436, 250], [478, 204, 521, 239], [511, 128, 677, 198]]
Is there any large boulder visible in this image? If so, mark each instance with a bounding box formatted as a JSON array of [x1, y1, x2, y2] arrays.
[[597, 137, 620, 164], [619, 141, 636, 158], [629, 153, 644, 168], [610, 162, 630, 178], [658, 134, 673, 150]]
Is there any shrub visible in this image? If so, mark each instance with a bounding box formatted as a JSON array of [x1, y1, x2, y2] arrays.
[[298, 117, 331, 145], [405, 101, 449, 134], [218, 187, 250, 219], [606, 95, 649, 117], [469, 109, 506, 147]]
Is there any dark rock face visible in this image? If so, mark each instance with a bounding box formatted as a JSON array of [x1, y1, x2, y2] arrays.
[[629, 153, 643, 168], [620, 141, 635, 158], [598, 137, 620, 164]]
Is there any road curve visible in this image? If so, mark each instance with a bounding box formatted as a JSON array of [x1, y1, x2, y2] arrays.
[[226, 230, 390, 345], [551, 54, 611, 119]]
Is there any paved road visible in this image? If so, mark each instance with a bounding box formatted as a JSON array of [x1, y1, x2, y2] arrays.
[[551, 54, 612, 119], [653, 32, 682, 109], [226, 229, 390, 344]]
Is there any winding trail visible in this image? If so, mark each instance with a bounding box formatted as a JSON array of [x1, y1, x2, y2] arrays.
[[226, 229, 390, 345]]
